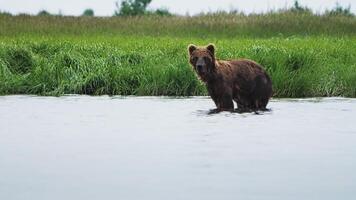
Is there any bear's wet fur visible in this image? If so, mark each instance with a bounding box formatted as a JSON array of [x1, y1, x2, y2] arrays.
[[188, 44, 273, 113]]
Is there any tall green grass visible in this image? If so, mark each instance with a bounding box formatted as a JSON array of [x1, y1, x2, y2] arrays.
[[0, 36, 355, 97], [0, 13, 355, 97], [1, 13, 355, 37]]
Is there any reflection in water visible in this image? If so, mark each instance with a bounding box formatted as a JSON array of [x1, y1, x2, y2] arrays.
[[0, 96, 356, 200]]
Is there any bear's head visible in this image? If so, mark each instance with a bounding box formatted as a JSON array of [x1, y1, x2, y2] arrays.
[[188, 44, 216, 82]]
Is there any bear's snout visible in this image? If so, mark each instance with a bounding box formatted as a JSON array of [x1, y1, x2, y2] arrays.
[[196, 64, 203, 72], [196, 57, 207, 74]]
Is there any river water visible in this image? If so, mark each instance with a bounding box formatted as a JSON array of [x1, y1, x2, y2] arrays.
[[0, 96, 355, 200]]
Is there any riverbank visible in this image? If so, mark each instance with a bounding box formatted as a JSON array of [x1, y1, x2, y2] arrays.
[[0, 13, 355, 97]]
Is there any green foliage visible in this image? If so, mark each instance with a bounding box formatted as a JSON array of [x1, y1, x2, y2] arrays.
[[290, 0, 312, 14], [0, 12, 355, 97], [37, 10, 51, 16], [0, 11, 12, 16], [0, 37, 355, 97], [82, 9, 94, 17], [0, 13, 355, 38], [4, 48, 34, 74], [277, 0, 313, 14], [154, 8, 172, 16], [114, 0, 152, 16], [114, 0, 172, 16], [326, 3, 354, 17]]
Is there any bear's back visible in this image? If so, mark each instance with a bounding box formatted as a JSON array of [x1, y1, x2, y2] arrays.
[[220, 59, 272, 99]]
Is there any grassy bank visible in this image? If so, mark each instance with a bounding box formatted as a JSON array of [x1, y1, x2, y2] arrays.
[[1, 13, 356, 38], [1, 36, 355, 97], [0, 13, 355, 97]]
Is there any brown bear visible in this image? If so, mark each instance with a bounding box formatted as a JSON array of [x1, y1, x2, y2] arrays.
[[188, 44, 272, 113]]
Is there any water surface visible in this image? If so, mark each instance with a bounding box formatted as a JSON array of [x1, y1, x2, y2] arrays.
[[0, 96, 355, 200]]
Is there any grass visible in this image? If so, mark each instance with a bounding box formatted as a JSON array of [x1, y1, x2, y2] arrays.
[[0, 13, 355, 97], [1, 13, 356, 38]]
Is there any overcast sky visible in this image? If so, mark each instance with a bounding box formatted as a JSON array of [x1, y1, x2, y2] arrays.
[[0, 0, 355, 16]]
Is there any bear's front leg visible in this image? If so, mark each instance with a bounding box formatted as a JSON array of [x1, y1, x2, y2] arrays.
[[207, 94, 221, 114], [217, 93, 234, 112]]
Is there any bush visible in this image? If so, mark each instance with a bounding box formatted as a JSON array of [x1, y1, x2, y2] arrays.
[[5, 48, 34, 74], [38, 10, 51, 16], [280, 0, 312, 14], [82, 9, 94, 17], [0, 11, 12, 16], [326, 3, 354, 17], [154, 8, 172, 16], [114, 0, 152, 16]]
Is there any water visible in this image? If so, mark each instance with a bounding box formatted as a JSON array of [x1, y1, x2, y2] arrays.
[[0, 96, 355, 200]]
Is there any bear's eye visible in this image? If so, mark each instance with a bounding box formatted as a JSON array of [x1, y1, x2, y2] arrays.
[[203, 56, 210, 61], [191, 56, 197, 62]]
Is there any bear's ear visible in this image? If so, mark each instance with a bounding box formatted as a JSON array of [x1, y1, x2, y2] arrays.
[[206, 44, 215, 56], [188, 44, 197, 55]]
